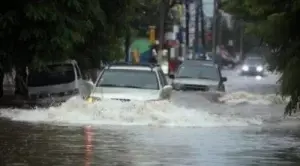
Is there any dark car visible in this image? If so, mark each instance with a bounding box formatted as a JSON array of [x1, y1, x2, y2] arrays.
[[170, 60, 227, 92], [241, 57, 265, 76]]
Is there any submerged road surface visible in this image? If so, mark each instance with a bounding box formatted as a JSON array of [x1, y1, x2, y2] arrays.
[[1, 69, 300, 166]]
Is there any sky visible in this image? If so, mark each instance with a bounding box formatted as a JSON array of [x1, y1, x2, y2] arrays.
[[203, 0, 214, 16]]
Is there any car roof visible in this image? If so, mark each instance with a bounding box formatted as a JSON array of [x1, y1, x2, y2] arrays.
[[105, 63, 160, 71], [181, 60, 217, 68]]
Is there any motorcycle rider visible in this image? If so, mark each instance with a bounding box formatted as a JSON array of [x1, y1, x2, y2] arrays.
[[148, 46, 158, 64], [219, 45, 236, 68]]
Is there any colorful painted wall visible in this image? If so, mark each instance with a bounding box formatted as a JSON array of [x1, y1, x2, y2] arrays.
[[128, 38, 152, 63]]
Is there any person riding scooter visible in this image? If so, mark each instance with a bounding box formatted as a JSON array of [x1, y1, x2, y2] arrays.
[[148, 46, 158, 64], [219, 45, 236, 69]]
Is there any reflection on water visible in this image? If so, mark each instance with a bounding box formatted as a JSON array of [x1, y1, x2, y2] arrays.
[[1, 118, 300, 166], [84, 126, 92, 166]]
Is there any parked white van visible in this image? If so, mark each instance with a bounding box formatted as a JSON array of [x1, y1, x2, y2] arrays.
[[27, 60, 93, 106]]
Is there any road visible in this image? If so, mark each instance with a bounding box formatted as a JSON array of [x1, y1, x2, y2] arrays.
[[1, 69, 300, 166]]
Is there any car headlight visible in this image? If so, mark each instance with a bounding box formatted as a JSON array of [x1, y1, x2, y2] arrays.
[[256, 66, 263, 72], [242, 65, 249, 71], [86, 96, 101, 103]]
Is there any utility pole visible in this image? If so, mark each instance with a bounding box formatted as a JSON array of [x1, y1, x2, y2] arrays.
[[212, 0, 219, 63], [199, 0, 206, 49], [194, 0, 200, 58], [218, 17, 222, 47], [240, 21, 244, 59], [124, 31, 130, 62], [158, 0, 166, 60], [185, 0, 190, 52]]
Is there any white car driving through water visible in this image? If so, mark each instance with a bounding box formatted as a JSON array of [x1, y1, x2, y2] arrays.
[[27, 60, 94, 107], [170, 60, 227, 92], [87, 63, 172, 102]]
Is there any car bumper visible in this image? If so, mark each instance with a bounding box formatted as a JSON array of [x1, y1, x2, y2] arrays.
[[86, 96, 165, 103]]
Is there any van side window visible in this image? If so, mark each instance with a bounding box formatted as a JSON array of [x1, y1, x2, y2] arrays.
[[157, 69, 167, 87], [74, 64, 82, 79]]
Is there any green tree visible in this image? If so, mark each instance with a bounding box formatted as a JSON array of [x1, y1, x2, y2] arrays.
[[72, 0, 138, 70], [0, 0, 138, 96], [221, 0, 300, 115], [130, 0, 183, 38], [1, 0, 101, 95]]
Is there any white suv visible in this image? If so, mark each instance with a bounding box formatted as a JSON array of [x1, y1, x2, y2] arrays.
[[87, 63, 172, 102], [27, 60, 94, 106]]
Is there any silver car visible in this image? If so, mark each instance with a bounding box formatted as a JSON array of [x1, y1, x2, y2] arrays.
[[241, 57, 265, 76], [170, 60, 227, 92]]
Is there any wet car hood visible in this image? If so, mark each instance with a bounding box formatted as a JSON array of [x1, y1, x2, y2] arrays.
[[90, 87, 161, 101]]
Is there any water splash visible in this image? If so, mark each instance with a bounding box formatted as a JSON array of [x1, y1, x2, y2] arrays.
[[219, 91, 289, 105], [0, 98, 262, 127]]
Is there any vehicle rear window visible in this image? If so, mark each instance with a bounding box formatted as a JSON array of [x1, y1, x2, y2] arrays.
[[28, 64, 75, 87], [176, 65, 220, 81]]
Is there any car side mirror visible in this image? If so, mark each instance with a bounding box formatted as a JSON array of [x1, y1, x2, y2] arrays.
[[169, 74, 175, 79], [163, 85, 172, 89], [221, 77, 227, 82], [159, 85, 172, 98], [84, 80, 94, 89], [87, 80, 94, 86]]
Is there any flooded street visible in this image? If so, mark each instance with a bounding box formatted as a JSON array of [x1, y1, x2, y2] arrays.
[[1, 69, 300, 166]]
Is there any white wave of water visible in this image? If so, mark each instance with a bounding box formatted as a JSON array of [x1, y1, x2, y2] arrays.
[[0, 69, 283, 128], [218, 68, 287, 105], [0, 98, 262, 127], [219, 91, 289, 105]]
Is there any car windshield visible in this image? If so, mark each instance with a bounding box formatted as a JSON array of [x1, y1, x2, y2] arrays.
[[97, 69, 159, 90], [245, 58, 263, 64], [28, 64, 75, 87], [176, 65, 220, 81]]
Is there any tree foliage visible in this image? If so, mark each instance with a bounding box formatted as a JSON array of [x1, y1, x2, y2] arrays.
[[130, 0, 183, 37], [0, 0, 139, 71], [0, 0, 183, 97], [222, 0, 300, 115], [130, 0, 160, 36], [0, 0, 143, 96]]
